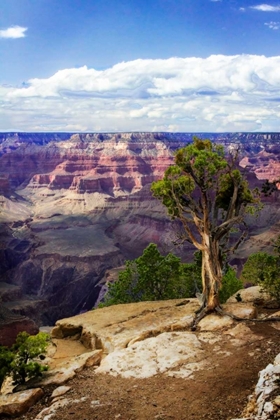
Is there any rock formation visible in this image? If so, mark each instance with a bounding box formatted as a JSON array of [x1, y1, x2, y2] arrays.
[[0, 132, 280, 328], [1, 297, 279, 418]]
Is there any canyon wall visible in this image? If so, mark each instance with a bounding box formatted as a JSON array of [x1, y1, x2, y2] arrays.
[[0, 132, 280, 330]]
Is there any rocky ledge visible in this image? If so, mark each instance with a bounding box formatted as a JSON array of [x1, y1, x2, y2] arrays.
[[1, 293, 279, 419]]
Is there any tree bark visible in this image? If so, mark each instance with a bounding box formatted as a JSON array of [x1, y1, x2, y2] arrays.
[[200, 234, 223, 313]]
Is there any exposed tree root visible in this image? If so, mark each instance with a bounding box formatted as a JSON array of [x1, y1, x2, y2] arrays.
[[215, 306, 280, 323], [191, 305, 280, 330]]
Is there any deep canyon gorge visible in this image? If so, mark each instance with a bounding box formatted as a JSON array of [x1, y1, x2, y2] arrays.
[[1, 132, 280, 344]]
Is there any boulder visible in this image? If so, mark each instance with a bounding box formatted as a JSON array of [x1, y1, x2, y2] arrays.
[[35, 398, 70, 420], [51, 386, 71, 399], [198, 314, 234, 331], [232, 352, 280, 420], [0, 388, 43, 416], [36, 350, 102, 386], [223, 302, 258, 319], [226, 286, 269, 304]]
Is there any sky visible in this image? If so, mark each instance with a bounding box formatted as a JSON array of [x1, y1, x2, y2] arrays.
[[1, 0, 280, 132]]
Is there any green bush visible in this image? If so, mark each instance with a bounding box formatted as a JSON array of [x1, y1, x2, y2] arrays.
[[100, 244, 202, 307], [11, 331, 49, 385], [241, 250, 280, 303], [0, 346, 14, 387], [219, 267, 243, 304], [0, 332, 50, 387]]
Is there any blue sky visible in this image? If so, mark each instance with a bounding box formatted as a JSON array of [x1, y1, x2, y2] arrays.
[[1, 0, 280, 132]]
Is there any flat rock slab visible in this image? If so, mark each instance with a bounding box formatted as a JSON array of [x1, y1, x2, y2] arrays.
[[50, 299, 264, 380], [52, 299, 200, 351], [96, 331, 209, 379], [0, 388, 43, 416], [37, 350, 102, 386]]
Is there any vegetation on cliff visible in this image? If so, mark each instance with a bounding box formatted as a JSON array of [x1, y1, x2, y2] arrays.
[[100, 243, 242, 307], [0, 332, 49, 387], [241, 236, 280, 303], [151, 137, 260, 326]]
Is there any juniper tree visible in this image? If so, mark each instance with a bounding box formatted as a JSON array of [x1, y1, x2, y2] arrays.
[[151, 138, 260, 324]]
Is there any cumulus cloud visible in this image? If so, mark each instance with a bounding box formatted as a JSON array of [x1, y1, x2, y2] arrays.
[[2, 55, 280, 132], [250, 4, 280, 11], [0, 25, 27, 38], [265, 20, 280, 28]]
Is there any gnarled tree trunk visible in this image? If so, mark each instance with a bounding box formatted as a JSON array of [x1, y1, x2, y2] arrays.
[[198, 234, 223, 313]]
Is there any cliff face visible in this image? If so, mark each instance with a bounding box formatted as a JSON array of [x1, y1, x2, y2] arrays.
[[0, 133, 181, 327], [0, 132, 280, 328]]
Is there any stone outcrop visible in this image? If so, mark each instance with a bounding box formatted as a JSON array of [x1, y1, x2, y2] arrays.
[[50, 299, 268, 379], [1, 297, 278, 418], [0, 388, 43, 416], [232, 353, 280, 420]]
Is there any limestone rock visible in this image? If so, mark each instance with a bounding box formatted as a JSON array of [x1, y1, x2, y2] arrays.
[[37, 350, 102, 386], [268, 310, 280, 331], [224, 323, 263, 345], [51, 386, 71, 399], [52, 299, 200, 352], [223, 302, 258, 319], [226, 286, 269, 304], [198, 313, 234, 331], [0, 388, 43, 416], [96, 331, 207, 379], [233, 352, 280, 420], [35, 398, 70, 420]]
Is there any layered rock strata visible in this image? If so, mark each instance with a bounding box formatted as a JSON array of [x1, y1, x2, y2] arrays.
[[0, 132, 280, 329]]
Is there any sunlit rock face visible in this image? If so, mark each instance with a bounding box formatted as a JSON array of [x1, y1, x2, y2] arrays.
[[0, 131, 280, 328]]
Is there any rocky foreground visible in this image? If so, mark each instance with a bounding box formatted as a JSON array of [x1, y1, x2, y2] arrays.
[[1, 287, 280, 420]]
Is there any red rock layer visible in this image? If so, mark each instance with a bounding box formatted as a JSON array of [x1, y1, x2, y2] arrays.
[[0, 134, 174, 195]]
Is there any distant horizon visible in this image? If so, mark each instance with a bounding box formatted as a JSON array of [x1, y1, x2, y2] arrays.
[[1, 130, 280, 135]]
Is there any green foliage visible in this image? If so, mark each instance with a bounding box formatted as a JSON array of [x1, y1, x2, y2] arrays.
[[0, 346, 14, 387], [151, 137, 260, 309], [180, 251, 202, 297], [0, 332, 49, 387], [219, 267, 243, 304], [10, 332, 49, 385], [241, 252, 277, 285], [101, 244, 202, 307], [241, 247, 280, 303]]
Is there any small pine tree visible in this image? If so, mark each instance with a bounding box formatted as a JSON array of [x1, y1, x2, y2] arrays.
[[10, 332, 49, 385]]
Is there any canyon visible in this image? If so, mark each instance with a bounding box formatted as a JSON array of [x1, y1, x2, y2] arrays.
[[0, 132, 280, 337]]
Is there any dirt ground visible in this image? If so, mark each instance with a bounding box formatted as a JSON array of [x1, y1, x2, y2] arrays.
[[12, 319, 280, 420]]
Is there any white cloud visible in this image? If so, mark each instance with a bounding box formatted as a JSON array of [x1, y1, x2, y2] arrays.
[[2, 55, 280, 132], [250, 4, 280, 11], [265, 20, 280, 28], [0, 25, 27, 39]]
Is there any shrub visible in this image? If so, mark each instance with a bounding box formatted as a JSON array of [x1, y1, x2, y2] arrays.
[[0, 332, 50, 388], [241, 250, 280, 303], [100, 244, 202, 307], [10, 332, 49, 385], [0, 346, 14, 387], [219, 267, 243, 304]]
